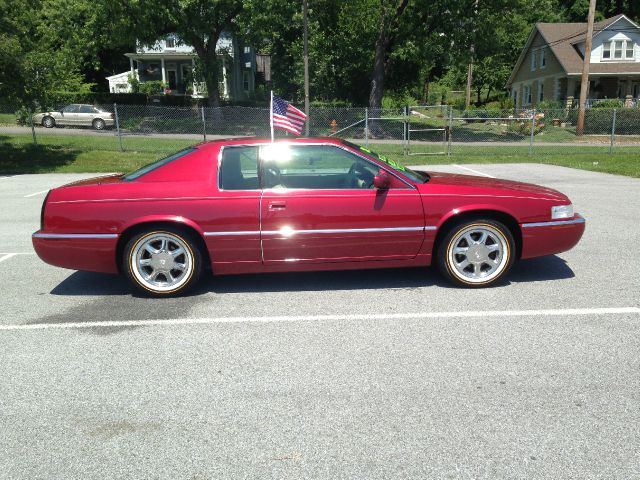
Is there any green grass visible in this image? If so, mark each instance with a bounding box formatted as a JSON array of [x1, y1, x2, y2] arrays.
[[0, 113, 17, 126], [1, 133, 639, 178]]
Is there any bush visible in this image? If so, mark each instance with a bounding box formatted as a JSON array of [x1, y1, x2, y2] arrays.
[[139, 81, 166, 96], [537, 100, 563, 110], [592, 98, 624, 108], [565, 107, 640, 134]]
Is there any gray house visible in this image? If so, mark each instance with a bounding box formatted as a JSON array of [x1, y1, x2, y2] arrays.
[[507, 14, 640, 108], [107, 33, 268, 100]]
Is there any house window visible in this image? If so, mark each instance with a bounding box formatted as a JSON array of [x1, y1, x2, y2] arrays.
[[540, 48, 546, 68], [538, 80, 544, 102], [165, 36, 176, 49], [242, 71, 250, 93], [614, 40, 623, 59], [603, 40, 635, 60], [530, 50, 537, 71], [523, 84, 532, 105], [626, 41, 635, 59], [512, 88, 518, 106]]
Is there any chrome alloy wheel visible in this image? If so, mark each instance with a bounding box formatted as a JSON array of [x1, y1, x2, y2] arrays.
[[446, 224, 509, 284], [130, 232, 193, 293]]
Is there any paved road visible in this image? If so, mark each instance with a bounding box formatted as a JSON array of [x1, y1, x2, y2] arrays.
[[1, 165, 639, 479]]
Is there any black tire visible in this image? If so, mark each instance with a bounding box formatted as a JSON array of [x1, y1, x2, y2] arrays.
[[42, 116, 55, 128], [92, 118, 106, 130], [435, 218, 515, 288], [122, 227, 203, 296]]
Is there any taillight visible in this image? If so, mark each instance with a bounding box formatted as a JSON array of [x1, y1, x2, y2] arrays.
[[40, 190, 51, 230]]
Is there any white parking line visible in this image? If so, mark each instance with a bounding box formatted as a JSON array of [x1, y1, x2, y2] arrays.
[[0, 252, 35, 263], [1, 307, 638, 332], [452, 164, 496, 178], [24, 190, 49, 198]]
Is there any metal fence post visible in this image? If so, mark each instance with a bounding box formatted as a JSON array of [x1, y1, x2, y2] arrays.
[[113, 103, 123, 152], [364, 108, 369, 147], [29, 108, 37, 145], [447, 105, 453, 157], [201, 106, 207, 142], [609, 108, 617, 154], [403, 105, 409, 155], [529, 108, 536, 156]]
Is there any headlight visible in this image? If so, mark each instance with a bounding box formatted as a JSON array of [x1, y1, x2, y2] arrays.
[[551, 204, 573, 219]]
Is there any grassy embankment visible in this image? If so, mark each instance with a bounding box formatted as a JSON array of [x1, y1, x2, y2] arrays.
[[1, 132, 639, 177]]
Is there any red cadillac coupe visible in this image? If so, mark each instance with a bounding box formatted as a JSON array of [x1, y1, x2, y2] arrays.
[[33, 137, 585, 296]]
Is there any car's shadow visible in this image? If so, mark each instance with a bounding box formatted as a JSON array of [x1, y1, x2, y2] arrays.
[[50, 255, 575, 297]]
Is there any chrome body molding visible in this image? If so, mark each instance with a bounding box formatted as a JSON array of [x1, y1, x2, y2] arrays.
[[521, 217, 585, 228], [33, 233, 119, 239], [205, 226, 437, 236]]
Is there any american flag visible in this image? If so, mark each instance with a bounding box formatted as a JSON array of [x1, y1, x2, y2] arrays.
[[271, 94, 307, 135]]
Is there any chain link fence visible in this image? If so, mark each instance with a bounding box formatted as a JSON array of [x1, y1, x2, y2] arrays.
[[2, 103, 640, 158]]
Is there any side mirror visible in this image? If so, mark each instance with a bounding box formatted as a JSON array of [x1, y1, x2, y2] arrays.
[[373, 171, 390, 190]]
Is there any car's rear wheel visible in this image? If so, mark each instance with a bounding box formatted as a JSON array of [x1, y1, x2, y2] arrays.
[[42, 116, 55, 128], [123, 229, 202, 296], [92, 118, 106, 130], [436, 219, 515, 287]]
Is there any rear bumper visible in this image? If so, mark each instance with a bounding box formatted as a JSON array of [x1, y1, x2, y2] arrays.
[[32, 231, 119, 273], [520, 215, 586, 259]]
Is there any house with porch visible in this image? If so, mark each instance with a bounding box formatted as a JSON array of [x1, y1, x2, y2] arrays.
[[107, 32, 267, 100], [507, 14, 640, 108]]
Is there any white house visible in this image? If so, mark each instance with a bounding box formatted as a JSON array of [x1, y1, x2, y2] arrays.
[[107, 32, 262, 100]]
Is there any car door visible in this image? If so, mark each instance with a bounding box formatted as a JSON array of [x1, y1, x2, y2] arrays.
[[259, 143, 425, 265], [78, 105, 96, 126], [205, 144, 262, 272], [59, 105, 79, 125]]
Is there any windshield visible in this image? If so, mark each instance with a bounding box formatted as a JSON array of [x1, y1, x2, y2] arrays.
[[343, 141, 429, 183], [123, 148, 196, 181]]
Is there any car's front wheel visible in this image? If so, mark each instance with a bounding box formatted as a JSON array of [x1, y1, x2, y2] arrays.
[[42, 116, 55, 128], [123, 229, 203, 296], [436, 219, 515, 287], [92, 118, 106, 130]]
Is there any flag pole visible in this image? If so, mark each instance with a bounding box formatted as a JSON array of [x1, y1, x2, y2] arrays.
[[270, 90, 274, 143]]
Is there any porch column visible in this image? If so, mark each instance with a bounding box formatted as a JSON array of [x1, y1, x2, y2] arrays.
[[129, 57, 134, 75], [222, 57, 229, 99], [192, 58, 197, 95], [161, 58, 166, 85]]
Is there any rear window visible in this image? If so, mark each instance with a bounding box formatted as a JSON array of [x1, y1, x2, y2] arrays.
[[123, 148, 196, 181]]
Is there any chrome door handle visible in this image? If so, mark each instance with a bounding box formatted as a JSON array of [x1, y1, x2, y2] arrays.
[[268, 202, 287, 210]]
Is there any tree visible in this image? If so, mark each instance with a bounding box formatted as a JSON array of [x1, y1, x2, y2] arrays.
[[0, 0, 94, 112], [97, 0, 243, 107]]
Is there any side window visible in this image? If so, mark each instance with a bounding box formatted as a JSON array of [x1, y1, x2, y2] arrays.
[[62, 105, 78, 113], [79, 105, 94, 114], [219, 146, 259, 190], [261, 145, 378, 189]]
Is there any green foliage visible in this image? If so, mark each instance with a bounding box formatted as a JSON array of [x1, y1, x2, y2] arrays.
[[537, 100, 563, 109], [592, 99, 624, 108], [138, 81, 166, 96]]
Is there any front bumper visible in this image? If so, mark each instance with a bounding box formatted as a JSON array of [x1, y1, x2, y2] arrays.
[[520, 215, 586, 259], [32, 231, 119, 273]]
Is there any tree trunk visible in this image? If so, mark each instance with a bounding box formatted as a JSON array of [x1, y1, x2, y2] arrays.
[[485, 87, 492, 103], [368, 0, 409, 111], [476, 86, 481, 105], [369, 31, 389, 111]]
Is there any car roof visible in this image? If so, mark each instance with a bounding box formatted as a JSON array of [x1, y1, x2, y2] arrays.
[[195, 136, 346, 151]]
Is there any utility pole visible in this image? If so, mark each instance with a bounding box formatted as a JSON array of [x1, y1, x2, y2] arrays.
[[465, 0, 479, 108], [465, 60, 474, 108], [576, 0, 597, 136], [303, 0, 310, 136]]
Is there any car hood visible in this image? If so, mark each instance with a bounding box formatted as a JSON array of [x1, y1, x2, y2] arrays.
[[421, 172, 568, 201]]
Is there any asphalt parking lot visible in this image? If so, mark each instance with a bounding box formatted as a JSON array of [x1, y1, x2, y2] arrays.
[[1, 164, 639, 479]]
